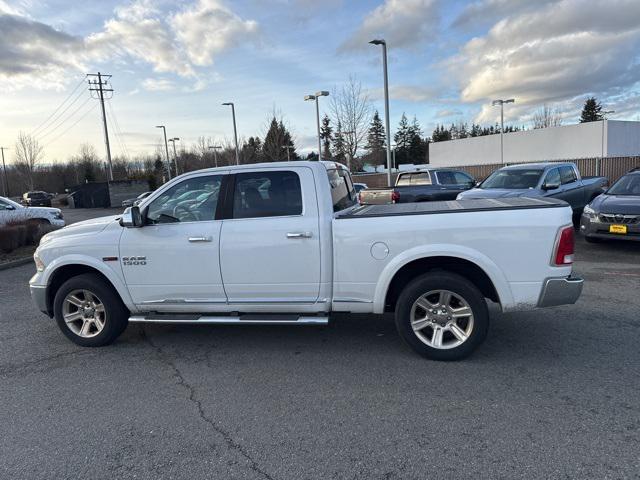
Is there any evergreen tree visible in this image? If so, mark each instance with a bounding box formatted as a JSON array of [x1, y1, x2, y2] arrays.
[[242, 137, 263, 164], [365, 110, 386, 169], [408, 116, 426, 164], [262, 117, 296, 162], [394, 113, 412, 164], [320, 115, 333, 159], [332, 120, 346, 163], [580, 97, 603, 123]]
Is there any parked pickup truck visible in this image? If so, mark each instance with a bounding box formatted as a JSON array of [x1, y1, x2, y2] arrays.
[[30, 161, 583, 360], [457, 162, 607, 220], [358, 168, 476, 205]]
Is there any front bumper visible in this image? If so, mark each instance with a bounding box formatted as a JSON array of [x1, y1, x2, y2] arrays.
[[30, 284, 50, 316], [537, 276, 584, 308], [580, 214, 640, 241]]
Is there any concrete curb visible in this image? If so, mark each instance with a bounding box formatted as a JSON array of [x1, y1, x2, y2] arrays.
[[0, 257, 33, 271]]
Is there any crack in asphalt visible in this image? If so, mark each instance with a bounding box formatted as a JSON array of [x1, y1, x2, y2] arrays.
[[139, 328, 276, 480], [0, 348, 96, 378]]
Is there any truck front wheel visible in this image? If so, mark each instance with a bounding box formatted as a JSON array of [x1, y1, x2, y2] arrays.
[[53, 273, 129, 347], [395, 272, 489, 361]]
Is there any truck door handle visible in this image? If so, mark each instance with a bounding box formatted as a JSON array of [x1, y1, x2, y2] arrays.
[[287, 232, 312, 239], [188, 236, 212, 242]]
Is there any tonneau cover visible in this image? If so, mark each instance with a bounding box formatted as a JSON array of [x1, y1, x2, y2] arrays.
[[338, 197, 568, 219]]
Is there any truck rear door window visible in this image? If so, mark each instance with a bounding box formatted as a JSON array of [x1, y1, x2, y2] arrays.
[[560, 166, 577, 184], [232, 171, 302, 219], [327, 168, 357, 212]]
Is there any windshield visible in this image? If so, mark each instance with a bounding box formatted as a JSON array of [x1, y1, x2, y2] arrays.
[[481, 169, 543, 189], [0, 197, 23, 209], [607, 174, 640, 196]]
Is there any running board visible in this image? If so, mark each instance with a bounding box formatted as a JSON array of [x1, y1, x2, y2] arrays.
[[128, 314, 328, 326]]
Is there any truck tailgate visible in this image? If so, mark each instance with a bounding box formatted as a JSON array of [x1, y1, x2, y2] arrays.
[[357, 188, 394, 205]]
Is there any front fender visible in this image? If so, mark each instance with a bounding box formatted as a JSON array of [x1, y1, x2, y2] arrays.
[[372, 244, 514, 314], [38, 255, 137, 313]]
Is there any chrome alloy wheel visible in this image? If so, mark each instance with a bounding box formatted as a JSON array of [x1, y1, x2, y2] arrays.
[[410, 289, 474, 349], [62, 289, 106, 338]]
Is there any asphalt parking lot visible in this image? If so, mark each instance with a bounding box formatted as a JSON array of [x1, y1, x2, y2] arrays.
[[1, 212, 639, 479]]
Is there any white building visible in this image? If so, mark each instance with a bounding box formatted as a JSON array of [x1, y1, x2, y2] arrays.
[[429, 120, 640, 167]]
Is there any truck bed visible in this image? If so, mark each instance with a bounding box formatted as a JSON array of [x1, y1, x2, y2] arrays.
[[339, 197, 568, 219]]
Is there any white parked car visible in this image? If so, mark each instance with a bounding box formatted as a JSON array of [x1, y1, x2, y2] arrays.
[[30, 161, 582, 360], [0, 196, 65, 228]]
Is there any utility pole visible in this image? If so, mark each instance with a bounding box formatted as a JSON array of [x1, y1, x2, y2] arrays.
[[1, 147, 9, 197], [88, 72, 113, 181], [208, 145, 222, 167], [168, 138, 180, 175]]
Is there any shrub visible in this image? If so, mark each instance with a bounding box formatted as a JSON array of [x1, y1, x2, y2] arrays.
[[0, 220, 53, 254]]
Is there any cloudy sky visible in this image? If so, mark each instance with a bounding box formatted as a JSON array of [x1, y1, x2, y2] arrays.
[[1, 0, 640, 162]]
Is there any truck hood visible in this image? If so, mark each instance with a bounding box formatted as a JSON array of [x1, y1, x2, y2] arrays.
[[23, 206, 61, 215], [457, 188, 540, 199], [40, 214, 120, 243], [590, 194, 640, 214]]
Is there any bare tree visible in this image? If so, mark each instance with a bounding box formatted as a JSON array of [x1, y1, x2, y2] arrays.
[[14, 132, 44, 191], [533, 104, 563, 129], [329, 76, 372, 170]]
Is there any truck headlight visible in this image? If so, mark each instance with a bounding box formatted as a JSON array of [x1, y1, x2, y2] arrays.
[[583, 205, 596, 218], [34, 252, 45, 272]]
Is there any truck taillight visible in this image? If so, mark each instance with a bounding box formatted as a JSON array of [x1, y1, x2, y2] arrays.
[[391, 191, 400, 203], [553, 226, 575, 266], [357, 192, 363, 204]]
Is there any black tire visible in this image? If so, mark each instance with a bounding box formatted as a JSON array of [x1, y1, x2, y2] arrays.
[[53, 273, 129, 347], [395, 271, 489, 361]]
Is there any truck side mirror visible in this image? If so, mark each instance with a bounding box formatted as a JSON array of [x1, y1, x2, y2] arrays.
[[542, 181, 560, 191], [120, 206, 143, 228]]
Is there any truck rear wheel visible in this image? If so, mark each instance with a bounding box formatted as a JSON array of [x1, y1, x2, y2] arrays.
[[53, 273, 129, 347], [395, 272, 489, 361]]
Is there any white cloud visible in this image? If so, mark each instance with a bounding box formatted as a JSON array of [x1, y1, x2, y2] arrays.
[[451, 0, 640, 123], [0, 0, 259, 91], [142, 78, 176, 91], [172, 0, 258, 66], [87, 0, 195, 77], [452, 0, 559, 30], [341, 0, 440, 51], [0, 14, 86, 91]]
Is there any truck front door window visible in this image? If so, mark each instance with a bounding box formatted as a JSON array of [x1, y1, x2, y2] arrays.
[[146, 175, 222, 224]]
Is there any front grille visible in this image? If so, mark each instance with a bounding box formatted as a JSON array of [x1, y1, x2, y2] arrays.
[[599, 214, 639, 225]]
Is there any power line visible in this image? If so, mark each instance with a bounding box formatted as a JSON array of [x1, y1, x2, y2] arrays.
[[32, 76, 87, 137], [37, 95, 92, 142], [43, 102, 98, 148], [106, 99, 130, 158]]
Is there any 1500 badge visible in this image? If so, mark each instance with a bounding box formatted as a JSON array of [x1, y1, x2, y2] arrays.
[[122, 256, 147, 266]]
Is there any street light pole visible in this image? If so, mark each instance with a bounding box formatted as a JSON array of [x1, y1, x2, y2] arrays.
[[491, 98, 515, 165], [208, 145, 222, 167], [0, 147, 9, 197], [600, 110, 615, 176], [304, 91, 329, 161], [222, 102, 240, 165], [155, 125, 172, 180], [168, 137, 180, 175], [282, 145, 294, 161], [370, 39, 392, 187]]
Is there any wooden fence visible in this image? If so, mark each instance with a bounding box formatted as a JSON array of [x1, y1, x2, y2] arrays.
[[352, 156, 640, 187]]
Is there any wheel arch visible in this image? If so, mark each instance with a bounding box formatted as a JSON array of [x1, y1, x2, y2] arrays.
[[373, 247, 512, 314], [43, 259, 134, 316]]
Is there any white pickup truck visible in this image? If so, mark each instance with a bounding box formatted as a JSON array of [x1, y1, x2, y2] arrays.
[[30, 161, 583, 360]]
